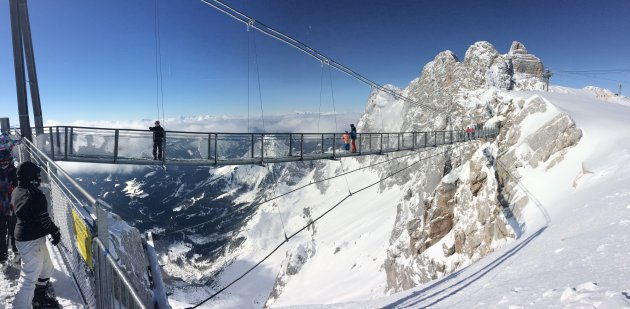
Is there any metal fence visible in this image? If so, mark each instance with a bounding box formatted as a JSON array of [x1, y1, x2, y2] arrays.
[[30, 125, 500, 166], [15, 135, 161, 309]]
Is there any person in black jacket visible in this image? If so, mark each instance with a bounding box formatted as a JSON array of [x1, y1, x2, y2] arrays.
[[11, 161, 61, 308], [149, 120, 165, 160], [0, 149, 18, 263]]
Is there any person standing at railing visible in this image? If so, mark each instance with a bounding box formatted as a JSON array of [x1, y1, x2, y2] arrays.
[[149, 120, 165, 160], [11, 161, 61, 308], [342, 131, 350, 152], [0, 149, 18, 264], [350, 124, 357, 153]]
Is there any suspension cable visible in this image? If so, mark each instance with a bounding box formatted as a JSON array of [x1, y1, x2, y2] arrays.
[[247, 26, 251, 133], [318, 64, 324, 132], [327, 65, 352, 195], [154, 0, 166, 124], [164, 145, 442, 235], [198, 0, 447, 116], [187, 144, 462, 308], [252, 28, 288, 239]]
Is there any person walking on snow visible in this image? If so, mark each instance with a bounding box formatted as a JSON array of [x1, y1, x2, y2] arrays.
[[149, 120, 165, 160], [350, 124, 357, 153], [0, 149, 18, 264], [11, 161, 61, 308], [342, 131, 350, 152]]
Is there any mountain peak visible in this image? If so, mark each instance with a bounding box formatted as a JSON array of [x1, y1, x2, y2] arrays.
[[509, 41, 529, 55]]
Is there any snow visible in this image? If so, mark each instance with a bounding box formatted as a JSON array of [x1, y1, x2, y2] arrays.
[[3, 85, 630, 308], [162, 86, 630, 308], [262, 86, 630, 308], [1, 242, 85, 308]]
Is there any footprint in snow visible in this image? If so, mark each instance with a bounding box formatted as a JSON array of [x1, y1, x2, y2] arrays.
[[576, 282, 598, 292]]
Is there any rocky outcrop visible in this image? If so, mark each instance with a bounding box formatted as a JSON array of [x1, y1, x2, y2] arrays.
[[265, 241, 316, 308], [385, 148, 516, 292], [508, 41, 546, 90], [382, 41, 581, 294]]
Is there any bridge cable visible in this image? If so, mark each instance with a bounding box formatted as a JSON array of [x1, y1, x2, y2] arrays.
[[187, 144, 462, 308], [247, 25, 252, 133], [164, 146, 439, 236], [318, 64, 324, 132], [327, 65, 353, 195], [154, 0, 166, 125], [198, 0, 447, 117], [251, 29, 288, 239]]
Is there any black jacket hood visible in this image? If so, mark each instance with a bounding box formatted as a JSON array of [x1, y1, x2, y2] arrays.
[[17, 161, 40, 184]]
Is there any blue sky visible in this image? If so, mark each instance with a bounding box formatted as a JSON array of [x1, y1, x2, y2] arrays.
[[1, 0, 628, 125]]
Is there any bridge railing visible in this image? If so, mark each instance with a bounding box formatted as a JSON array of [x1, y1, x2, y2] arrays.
[[14, 134, 167, 308], [31, 126, 499, 165]]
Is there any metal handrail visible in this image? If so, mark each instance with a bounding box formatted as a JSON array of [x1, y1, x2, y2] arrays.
[[15, 134, 159, 308], [31, 125, 499, 167]]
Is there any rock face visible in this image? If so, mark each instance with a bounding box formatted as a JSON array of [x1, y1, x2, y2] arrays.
[[380, 41, 581, 293], [366, 41, 545, 136], [508, 41, 546, 90]]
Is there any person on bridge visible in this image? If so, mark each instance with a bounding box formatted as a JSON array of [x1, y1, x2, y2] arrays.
[[342, 131, 350, 152], [350, 124, 357, 153], [149, 120, 165, 160], [11, 161, 61, 308], [0, 149, 18, 264]]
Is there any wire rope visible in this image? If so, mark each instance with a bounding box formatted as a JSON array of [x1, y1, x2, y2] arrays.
[[187, 143, 463, 308], [247, 25, 251, 133], [318, 64, 324, 132], [154, 0, 166, 125], [326, 65, 352, 195], [251, 29, 288, 239], [198, 0, 447, 117], [164, 144, 444, 235]]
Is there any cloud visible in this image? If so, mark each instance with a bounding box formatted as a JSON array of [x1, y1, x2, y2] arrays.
[[45, 112, 362, 133], [42, 112, 362, 174]]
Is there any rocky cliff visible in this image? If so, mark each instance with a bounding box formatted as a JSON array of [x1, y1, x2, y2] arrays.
[[375, 41, 580, 292]]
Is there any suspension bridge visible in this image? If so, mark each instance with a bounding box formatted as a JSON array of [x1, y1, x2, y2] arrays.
[[25, 125, 497, 166], [2, 0, 502, 308]]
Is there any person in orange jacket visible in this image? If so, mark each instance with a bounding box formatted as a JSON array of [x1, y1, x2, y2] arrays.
[[342, 131, 350, 152]]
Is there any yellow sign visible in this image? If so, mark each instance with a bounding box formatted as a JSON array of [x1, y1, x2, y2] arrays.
[[72, 208, 93, 269]]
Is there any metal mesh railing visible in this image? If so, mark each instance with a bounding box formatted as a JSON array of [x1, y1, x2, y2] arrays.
[[15, 135, 153, 309]]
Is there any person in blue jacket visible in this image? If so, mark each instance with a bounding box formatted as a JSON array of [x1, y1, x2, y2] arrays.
[[350, 124, 357, 153]]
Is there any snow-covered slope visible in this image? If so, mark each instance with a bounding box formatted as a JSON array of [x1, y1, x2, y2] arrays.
[[299, 87, 630, 308], [6, 40, 628, 309]]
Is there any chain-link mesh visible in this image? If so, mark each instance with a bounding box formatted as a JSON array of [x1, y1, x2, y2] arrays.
[[48, 181, 97, 308], [15, 139, 154, 309]]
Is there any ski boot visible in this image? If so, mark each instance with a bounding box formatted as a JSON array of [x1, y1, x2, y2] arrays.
[[32, 283, 60, 309]]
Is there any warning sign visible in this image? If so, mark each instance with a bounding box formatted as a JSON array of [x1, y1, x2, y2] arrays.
[[72, 208, 93, 269]]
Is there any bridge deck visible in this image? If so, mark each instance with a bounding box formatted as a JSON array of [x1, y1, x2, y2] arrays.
[[28, 126, 497, 166]]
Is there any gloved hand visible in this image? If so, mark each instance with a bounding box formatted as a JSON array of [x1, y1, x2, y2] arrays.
[[51, 229, 61, 246]]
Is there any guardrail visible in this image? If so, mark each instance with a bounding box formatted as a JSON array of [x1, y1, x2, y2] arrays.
[[14, 135, 167, 308], [30, 126, 499, 166]]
